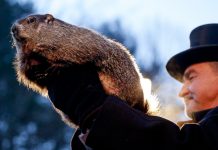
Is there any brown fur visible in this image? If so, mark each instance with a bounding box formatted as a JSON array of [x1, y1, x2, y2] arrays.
[[11, 14, 148, 113]]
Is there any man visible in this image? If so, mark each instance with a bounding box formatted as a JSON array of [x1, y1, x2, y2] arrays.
[[166, 24, 218, 122], [48, 24, 218, 150]]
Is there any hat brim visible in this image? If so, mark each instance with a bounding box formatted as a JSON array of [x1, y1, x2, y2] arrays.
[[166, 45, 218, 82]]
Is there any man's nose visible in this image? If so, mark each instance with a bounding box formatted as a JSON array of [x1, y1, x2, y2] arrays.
[[178, 83, 189, 98]]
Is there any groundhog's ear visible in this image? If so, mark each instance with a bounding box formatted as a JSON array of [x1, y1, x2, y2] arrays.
[[44, 14, 54, 24]]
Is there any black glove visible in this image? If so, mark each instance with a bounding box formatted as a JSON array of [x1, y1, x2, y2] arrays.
[[47, 63, 108, 131]]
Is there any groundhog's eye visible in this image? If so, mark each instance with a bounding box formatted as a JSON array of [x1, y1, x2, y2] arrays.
[[44, 14, 54, 24], [27, 17, 36, 24]]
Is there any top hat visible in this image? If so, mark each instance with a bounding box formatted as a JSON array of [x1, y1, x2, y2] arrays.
[[166, 24, 218, 82]]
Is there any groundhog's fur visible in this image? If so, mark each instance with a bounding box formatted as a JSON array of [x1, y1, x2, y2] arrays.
[[11, 14, 148, 113]]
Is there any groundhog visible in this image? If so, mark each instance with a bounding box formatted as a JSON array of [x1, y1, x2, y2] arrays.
[[11, 14, 149, 114]]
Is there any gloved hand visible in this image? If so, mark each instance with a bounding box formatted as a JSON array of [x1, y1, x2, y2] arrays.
[[47, 63, 108, 131]]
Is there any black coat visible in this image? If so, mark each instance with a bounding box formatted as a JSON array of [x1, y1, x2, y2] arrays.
[[71, 96, 218, 150]]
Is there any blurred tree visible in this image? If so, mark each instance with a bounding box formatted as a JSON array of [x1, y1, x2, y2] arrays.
[[0, 0, 73, 150]]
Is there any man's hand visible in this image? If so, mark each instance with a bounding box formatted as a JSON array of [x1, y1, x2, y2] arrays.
[[47, 63, 107, 131]]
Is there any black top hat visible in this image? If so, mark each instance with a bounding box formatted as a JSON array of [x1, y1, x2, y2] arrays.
[[166, 24, 218, 82]]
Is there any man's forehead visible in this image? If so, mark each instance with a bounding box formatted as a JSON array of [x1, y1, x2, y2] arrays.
[[183, 63, 205, 79], [183, 62, 212, 76], [184, 64, 198, 74], [184, 65, 196, 75]]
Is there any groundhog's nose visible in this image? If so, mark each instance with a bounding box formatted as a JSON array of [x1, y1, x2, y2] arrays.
[[11, 24, 17, 33], [11, 24, 17, 34], [11, 23, 25, 42]]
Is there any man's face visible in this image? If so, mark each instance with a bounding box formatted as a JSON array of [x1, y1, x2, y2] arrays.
[[179, 62, 218, 118]]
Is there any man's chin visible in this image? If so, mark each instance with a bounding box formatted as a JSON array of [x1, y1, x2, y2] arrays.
[[184, 107, 194, 119]]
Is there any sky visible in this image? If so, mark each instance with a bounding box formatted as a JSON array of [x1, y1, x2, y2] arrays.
[[15, 0, 218, 121]]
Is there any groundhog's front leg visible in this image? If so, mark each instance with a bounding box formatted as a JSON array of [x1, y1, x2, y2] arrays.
[[47, 63, 108, 129]]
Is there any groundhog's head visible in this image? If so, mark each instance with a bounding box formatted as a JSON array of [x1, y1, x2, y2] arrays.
[[12, 14, 105, 93], [11, 14, 153, 113]]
